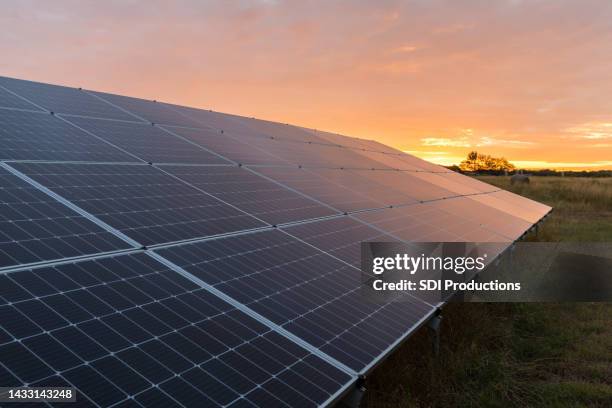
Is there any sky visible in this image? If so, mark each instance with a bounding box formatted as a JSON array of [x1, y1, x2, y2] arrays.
[[1, 0, 612, 169]]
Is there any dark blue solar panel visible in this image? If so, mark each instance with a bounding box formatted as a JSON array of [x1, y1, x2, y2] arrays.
[[66, 116, 231, 164], [11, 163, 267, 246], [253, 166, 386, 212], [0, 86, 42, 111], [90, 91, 205, 128], [160, 165, 339, 225], [0, 109, 138, 162], [0, 76, 139, 121], [282, 217, 398, 268], [302, 168, 415, 207], [156, 229, 434, 372], [0, 253, 353, 407], [160, 125, 290, 165], [0, 166, 131, 269]]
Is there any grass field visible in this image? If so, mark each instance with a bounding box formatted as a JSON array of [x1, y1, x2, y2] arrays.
[[362, 176, 612, 407]]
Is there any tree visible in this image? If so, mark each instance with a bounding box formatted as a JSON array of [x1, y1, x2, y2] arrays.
[[459, 151, 515, 172]]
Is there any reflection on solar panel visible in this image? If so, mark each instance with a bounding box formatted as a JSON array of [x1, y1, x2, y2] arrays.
[[0, 166, 131, 268], [66, 116, 231, 165], [282, 217, 399, 268], [156, 230, 434, 372], [355, 203, 511, 243], [0, 253, 353, 407], [90, 91, 205, 128], [0, 77, 138, 121], [0, 86, 42, 111], [161, 126, 291, 165], [0, 110, 137, 162], [159, 165, 339, 225], [11, 162, 266, 246], [0, 75, 551, 406], [254, 166, 385, 211]]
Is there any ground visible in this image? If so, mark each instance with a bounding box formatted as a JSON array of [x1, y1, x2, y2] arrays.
[[362, 176, 612, 408]]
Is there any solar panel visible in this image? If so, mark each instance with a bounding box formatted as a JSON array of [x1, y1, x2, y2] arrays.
[[305, 168, 416, 206], [160, 126, 291, 165], [0, 76, 138, 121], [282, 217, 399, 268], [0, 166, 131, 269], [252, 166, 386, 212], [169, 105, 271, 137], [252, 139, 394, 169], [484, 190, 552, 223], [10, 162, 267, 246], [428, 197, 533, 240], [0, 76, 553, 406], [65, 116, 231, 165], [231, 117, 331, 144], [354, 203, 511, 243], [353, 170, 459, 202], [0, 86, 42, 111], [0, 253, 353, 407], [159, 165, 339, 225], [0, 109, 138, 162], [90, 91, 205, 128], [156, 230, 435, 372]]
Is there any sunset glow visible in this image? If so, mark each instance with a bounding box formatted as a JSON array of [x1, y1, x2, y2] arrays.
[[1, 1, 611, 169]]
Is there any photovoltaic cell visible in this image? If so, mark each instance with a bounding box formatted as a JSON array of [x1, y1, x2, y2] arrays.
[[0, 86, 42, 111], [11, 163, 266, 246], [90, 91, 205, 128], [160, 126, 289, 165], [252, 139, 394, 169], [232, 117, 331, 144], [0, 76, 138, 121], [169, 105, 255, 133], [352, 170, 459, 202], [156, 230, 434, 372], [0, 109, 137, 162], [0, 167, 131, 269], [282, 217, 399, 268], [306, 168, 415, 206], [160, 165, 339, 225], [354, 150, 427, 171], [410, 171, 483, 195], [428, 197, 533, 240], [483, 190, 551, 223], [252, 167, 385, 212], [0, 253, 353, 407], [66, 116, 231, 164], [355, 204, 510, 243]]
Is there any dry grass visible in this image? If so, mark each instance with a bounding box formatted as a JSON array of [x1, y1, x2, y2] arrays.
[[361, 176, 612, 408]]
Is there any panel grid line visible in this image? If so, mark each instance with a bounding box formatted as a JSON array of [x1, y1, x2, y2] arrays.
[[0, 254, 324, 407], [148, 251, 356, 376], [0, 162, 142, 248]]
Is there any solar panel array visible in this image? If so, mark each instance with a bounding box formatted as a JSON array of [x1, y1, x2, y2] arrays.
[[0, 76, 551, 407]]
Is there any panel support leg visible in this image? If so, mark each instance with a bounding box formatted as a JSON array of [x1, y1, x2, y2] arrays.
[[339, 377, 366, 408], [427, 312, 442, 356]]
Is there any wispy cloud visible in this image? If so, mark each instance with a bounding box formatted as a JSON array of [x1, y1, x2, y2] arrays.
[[421, 133, 535, 149], [421, 137, 471, 147], [565, 122, 612, 140]]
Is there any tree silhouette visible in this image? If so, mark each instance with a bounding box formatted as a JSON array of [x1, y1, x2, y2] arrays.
[[459, 151, 515, 172]]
